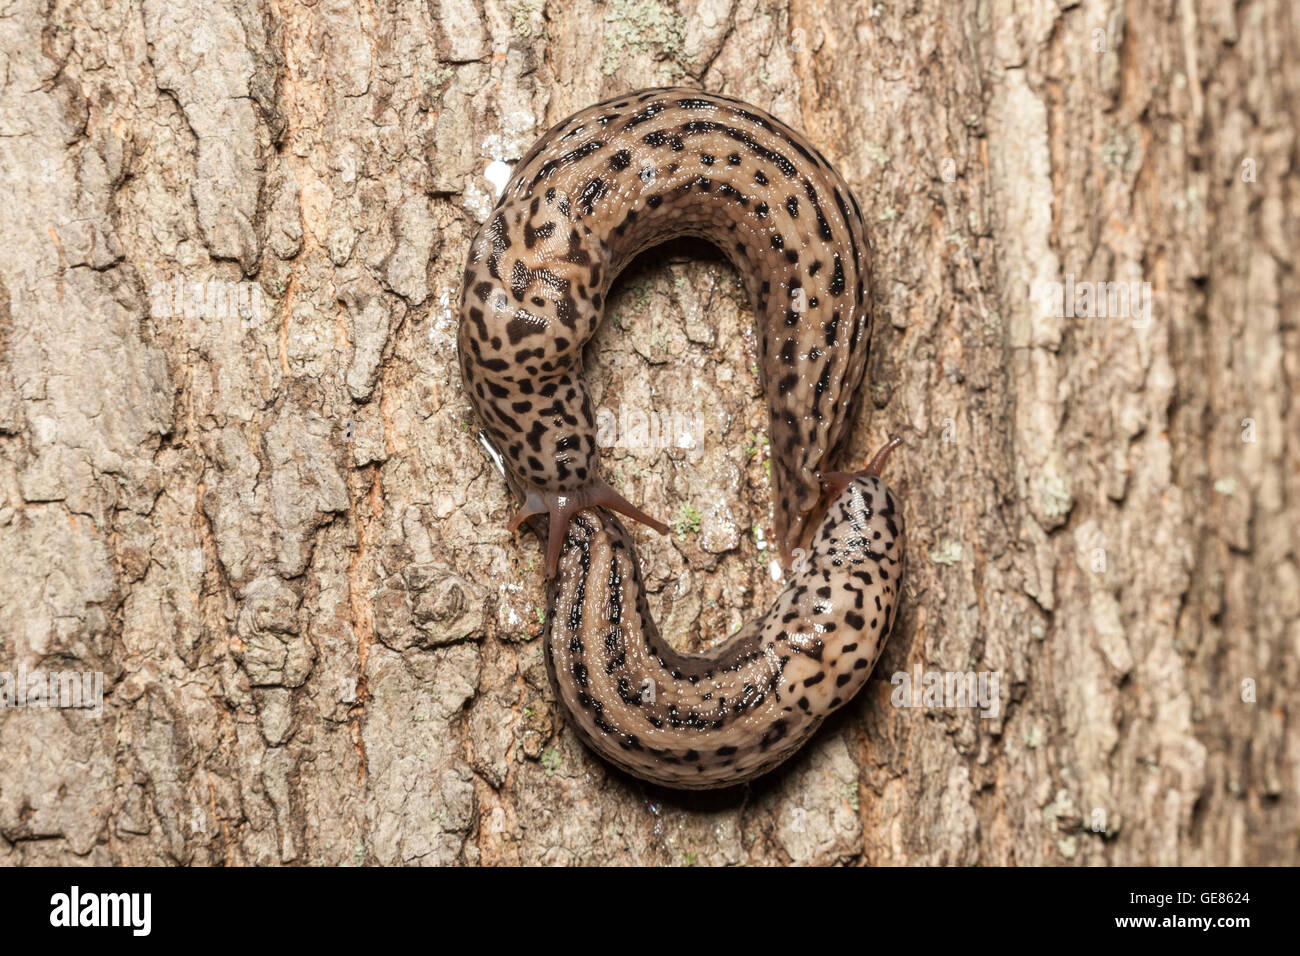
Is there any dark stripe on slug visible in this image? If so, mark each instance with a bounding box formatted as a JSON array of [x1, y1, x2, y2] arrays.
[[623, 100, 668, 129], [759, 719, 788, 751], [532, 140, 604, 185], [672, 119, 798, 177], [523, 220, 555, 248], [505, 310, 547, 345], [784, 134, 818, 166], [804, 180, 834, 241], [830, 253, 845, 295], [603, 551, 626, 672], [579, 178, 608, 215], [565, 517, 593, 636]]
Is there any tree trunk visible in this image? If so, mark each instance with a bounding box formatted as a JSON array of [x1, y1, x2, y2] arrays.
[[0, 0, 1295, 865]]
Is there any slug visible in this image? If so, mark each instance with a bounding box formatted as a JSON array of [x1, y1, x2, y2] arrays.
[[457, 88, 904, 789]]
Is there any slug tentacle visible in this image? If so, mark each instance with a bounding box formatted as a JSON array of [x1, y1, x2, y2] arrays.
[[457, 88, 904, 789], [507, 478, 670, 578], [817, 434, 905, 502]]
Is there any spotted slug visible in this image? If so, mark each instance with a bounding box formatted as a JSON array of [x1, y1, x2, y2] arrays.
[[457, 88, 905, 789]]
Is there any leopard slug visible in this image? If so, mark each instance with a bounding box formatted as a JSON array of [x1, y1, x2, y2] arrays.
[[457, 88, 905, 789]]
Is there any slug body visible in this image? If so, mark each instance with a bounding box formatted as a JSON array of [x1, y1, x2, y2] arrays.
[[458, 88, 904, 789]]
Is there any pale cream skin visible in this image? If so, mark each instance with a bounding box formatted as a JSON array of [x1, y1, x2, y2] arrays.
[[458, 88, 904, 789]]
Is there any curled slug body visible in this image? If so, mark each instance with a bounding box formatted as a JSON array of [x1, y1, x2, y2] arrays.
[[548, 473, 903, 788], [458, 88, 904, 789]]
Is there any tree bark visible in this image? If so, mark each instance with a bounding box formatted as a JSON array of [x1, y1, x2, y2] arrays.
[[0, 0, 1295, 865]]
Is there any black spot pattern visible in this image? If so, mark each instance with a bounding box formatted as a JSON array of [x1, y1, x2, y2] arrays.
[[457, 88, 886, 789], [543, 477, 903, 789]]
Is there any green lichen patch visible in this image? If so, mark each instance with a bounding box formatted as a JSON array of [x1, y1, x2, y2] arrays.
[[602, 0, 687, 76]]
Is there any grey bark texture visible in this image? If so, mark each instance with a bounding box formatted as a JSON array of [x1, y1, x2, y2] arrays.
[[0, 0, 1295, 865]]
